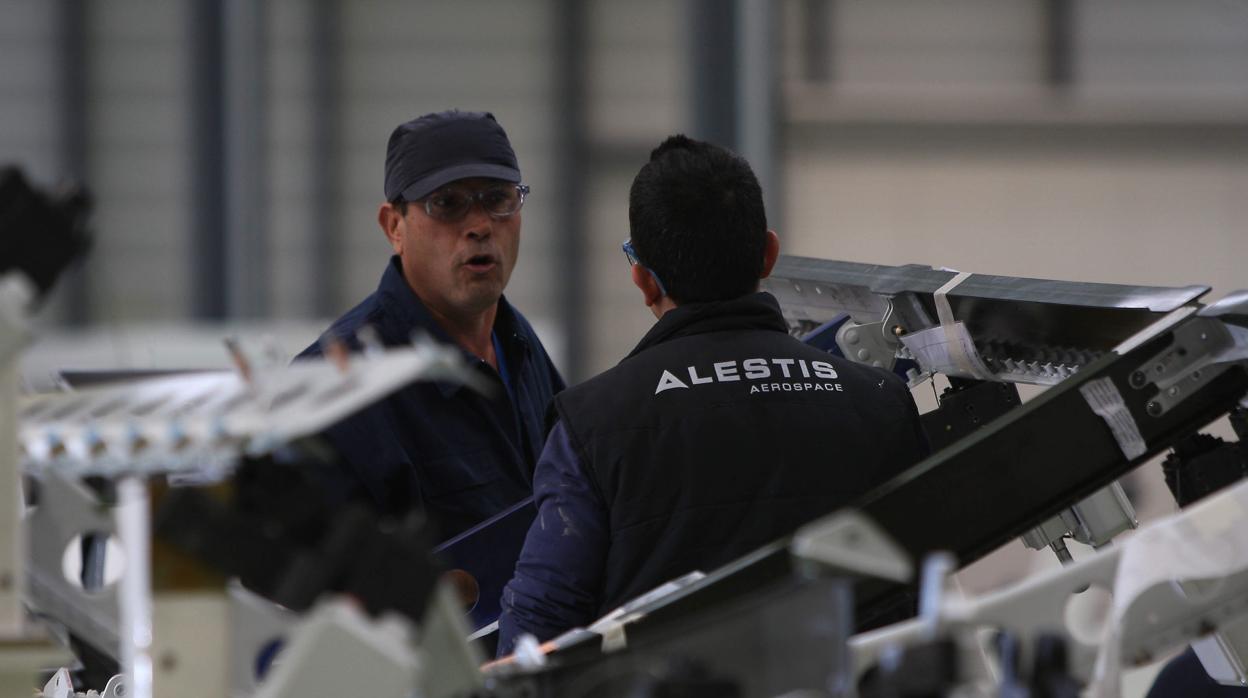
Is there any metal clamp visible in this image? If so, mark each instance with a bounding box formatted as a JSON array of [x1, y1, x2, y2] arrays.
[[836, 319, 900, 371], [1127, 317, 1235, 418]]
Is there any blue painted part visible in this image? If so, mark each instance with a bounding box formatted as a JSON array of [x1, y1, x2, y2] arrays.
[[434, 497, 538, 630], [893, 356, 922, 383], [255, 638, 285, 681], [799, 313, 851, 355]]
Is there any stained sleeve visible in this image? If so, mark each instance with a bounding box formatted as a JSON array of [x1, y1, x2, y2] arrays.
[[495, 420, 608, 656]]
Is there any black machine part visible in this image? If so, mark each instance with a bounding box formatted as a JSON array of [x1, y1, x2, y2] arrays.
[[857, 636, 959, 698], [855, 631, 1080, 698], [920, 378, 1023, 453], [573, 658, 743, 698], [1161, 408, 1248, 508], [0, 166, 91, 301], [1031, 633, 1083, 698], [154, 451, 441, 625], [851, 312, 1248, 624], [512, 569, 853, 698]]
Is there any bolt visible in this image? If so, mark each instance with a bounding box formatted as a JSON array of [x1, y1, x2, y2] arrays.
[[1154, 363, 1166, 374], [892, 325, 906, 337], [1129, 370, 1147, 388], [856, 349, 870, 361], [845, 329, 860, 344], [1147, 401, 1163, 417], [1191, 370, 1203, 381], [793, 283, 802, 293], [1168, 386, 1181, 397]]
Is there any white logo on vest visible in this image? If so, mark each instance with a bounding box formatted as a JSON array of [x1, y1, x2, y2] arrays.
[[654, 357, 843, 396], [654, 370, 690, 394]]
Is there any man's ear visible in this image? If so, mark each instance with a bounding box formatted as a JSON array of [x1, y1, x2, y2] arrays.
[[631, 264, 664, 308], [378, 202, 404, 254], [760, 229, 780, 279]]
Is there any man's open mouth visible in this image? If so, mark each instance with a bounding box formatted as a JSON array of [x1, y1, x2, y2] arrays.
[[464, 254, 498, 271]]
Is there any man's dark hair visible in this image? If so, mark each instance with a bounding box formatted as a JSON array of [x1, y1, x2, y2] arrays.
[[628, 135, 768, 304]]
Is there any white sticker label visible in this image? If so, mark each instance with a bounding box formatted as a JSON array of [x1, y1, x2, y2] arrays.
[[899, 323, 995, 380], [1079, 377, 1147, 460]]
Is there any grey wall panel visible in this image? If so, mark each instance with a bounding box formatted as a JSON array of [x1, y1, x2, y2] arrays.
[[836, 0, 1043, 87], [267, 0, 334, 319], [84, 0, 191, 322], [588, 0, 689, 144], [0, 39, 59, 91], [266, 0, 320, 320], [0, 2, 58, 185], [782, 124, 1248, 297], [582, 0, 691, 375], [333, 0, 558, 336], [584, 166, 658, 373], [1079, 0, 1248, 91]]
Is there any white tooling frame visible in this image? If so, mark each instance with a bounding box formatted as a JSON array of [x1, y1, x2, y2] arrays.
[[851, 475, 1248, 698], [16, 339, 485, 698]]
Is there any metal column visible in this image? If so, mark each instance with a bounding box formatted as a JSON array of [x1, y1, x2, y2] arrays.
[[309, 0, 341, 318], [189, 0, 227, 320], [223, 0, 269, 318], [689, 0, 738, 149], [555, 0, 590, 382], [53, 0, 89, 325], [736, 0, 783, 235], [1044, 0, 1076, 91], [800, 0, 834, 83], [688, 0, 784, 233]]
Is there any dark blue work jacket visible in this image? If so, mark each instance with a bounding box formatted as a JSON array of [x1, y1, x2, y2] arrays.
[[298, 256, 565, 540]]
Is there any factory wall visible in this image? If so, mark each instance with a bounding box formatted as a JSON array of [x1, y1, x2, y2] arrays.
[[7, 0, 1246, 374]]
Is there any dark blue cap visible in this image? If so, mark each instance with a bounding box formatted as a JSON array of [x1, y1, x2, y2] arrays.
[[383, 110, 521, 202]]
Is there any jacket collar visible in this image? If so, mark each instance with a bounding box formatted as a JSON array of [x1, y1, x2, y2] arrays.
[[624, 291, 789, 360], [376, 256, 529, 396]]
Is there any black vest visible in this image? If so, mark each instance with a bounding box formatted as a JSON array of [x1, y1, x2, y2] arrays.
[[554, 292, 928, 615]]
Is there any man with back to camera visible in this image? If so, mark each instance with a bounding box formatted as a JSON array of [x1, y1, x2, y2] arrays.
[[298, 110, 564, 540], [495, 135, 929, 653]]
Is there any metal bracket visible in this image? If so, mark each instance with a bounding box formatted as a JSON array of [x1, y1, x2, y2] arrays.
[[228, 582, 297, 695], [1022, 482, 1138, 563], [836, 319, 899, 371], [1128, 317, 1237, 418], [792, 509, 913, 584], [25, 471, 121, 660]]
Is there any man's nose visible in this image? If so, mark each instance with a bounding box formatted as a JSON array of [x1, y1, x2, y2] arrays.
[[463, 205, 494, 239]]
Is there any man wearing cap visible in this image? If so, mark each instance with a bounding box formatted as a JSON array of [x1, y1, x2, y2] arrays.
[[299, 110, 564, 540]]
